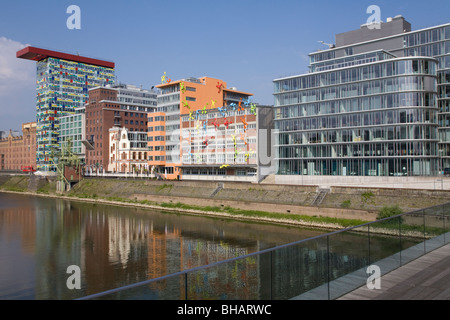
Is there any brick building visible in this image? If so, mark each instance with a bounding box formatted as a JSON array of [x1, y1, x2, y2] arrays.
[[84, 84, 156, 171], [0, 122, 37, 171]]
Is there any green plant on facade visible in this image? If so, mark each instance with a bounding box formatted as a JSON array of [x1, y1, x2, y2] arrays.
[[340, 200, 351, 208], [361, 191, 375, 207], [377, 205, 403, 220]]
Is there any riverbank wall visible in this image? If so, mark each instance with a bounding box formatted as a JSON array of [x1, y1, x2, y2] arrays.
[[1, 175, 450, 224]]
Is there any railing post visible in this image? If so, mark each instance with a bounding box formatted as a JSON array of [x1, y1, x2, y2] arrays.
[[327, 235, 330, 300], [423, 209, 426, 253], [368, 224, 371, 266], [270, 250, 273, 300], [185, 273, 188, 300], [443, 204, 446, 244], [399, 216, 402, 266]]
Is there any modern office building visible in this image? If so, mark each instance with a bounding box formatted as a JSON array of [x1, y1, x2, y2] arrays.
[[273, 16, 450, 177], [0, 122, 37, 171], [17, 46, 116, 172], [149, 76, 257, 180], [59, 106, 86, 162], [84, 84, 157, 171]]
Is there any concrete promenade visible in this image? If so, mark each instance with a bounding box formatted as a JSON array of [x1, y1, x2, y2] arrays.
[[338, 242, 450, 300], [263, 174, 450, 190]]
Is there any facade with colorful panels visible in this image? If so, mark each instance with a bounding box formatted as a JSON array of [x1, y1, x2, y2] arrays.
[[17, 47, 115, 172], [149, 76, 258, 181]]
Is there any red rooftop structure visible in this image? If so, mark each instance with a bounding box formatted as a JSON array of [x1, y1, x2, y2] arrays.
[[16, 46, 115, 69]]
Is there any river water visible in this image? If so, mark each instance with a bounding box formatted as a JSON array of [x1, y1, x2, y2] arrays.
[[0, 192, 332, 300], [0, 192, 420, 300]]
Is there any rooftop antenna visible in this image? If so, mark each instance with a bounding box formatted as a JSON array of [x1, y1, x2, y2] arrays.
[[318, 41, 335, 49]]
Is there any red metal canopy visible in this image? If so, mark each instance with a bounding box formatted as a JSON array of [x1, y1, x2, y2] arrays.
[[16, 46, 115, 69]]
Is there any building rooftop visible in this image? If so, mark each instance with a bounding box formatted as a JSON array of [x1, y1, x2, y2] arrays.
[[16, 46, 115, 69]]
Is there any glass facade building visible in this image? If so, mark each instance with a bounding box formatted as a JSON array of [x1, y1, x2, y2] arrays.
[[59, 107, 86, 161], [274, 17, 449, 177]]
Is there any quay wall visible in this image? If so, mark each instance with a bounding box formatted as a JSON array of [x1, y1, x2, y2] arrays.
[[1, 175, 450, 223]]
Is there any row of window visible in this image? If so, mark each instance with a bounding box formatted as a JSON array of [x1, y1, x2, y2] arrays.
[[181, 109, 254, 122], [277, 124, 437, 146], [276, 109, 436, 132], [123, 120, 146, 126], [275, 78, 437, 109], [183, 168, 256, 176], [275, 92, 437, 120], [312, 51, 394, 72], [158, 93, 180, 105], [277, 158, 437, 176], [60, 122, 83, 130], [404, 26, 450, 48], [111, 152, 148, 161], [182, 153, 256, 164], [277, 139, 438, 159], [274, 59, 436, 94]]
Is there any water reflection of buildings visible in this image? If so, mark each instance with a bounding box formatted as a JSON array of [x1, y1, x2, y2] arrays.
[[0, 207, 36, 254], [2, 196, 270, 299], [34, 199, 84, 300], [5, 195, 394, 300], [82, 205, 262, 299], [0, 200, 37, 300]]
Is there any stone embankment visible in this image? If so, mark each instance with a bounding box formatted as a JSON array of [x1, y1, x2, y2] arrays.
[[1, 175, 450, 229]]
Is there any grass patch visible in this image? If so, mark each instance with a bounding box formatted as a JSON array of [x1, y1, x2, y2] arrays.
[[361, 191, 375, 207], [377, 205, 403, 220], [156, 183, 173, 192], [0, 186, 26, 192], [340, 200, 351, 208], [92, 196, 367, 229], [156, 201, 367, 228]]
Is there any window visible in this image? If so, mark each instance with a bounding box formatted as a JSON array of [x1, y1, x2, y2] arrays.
[[445, 26, 450, 40]]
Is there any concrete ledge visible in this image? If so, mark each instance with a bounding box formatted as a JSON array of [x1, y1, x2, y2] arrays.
[[269, 175, 450, 190], [132, 193, 377, 221]]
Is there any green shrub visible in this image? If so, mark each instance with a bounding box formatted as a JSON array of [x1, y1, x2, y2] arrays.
[[340, 200, 351, 208], [361, 191, 375, 206], [377, 205, 403, 220]]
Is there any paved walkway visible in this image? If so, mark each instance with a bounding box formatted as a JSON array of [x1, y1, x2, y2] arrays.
[[338, 242, 450, 300]]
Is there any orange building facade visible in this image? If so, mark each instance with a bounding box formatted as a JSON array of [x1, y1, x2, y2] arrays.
[[148, 76, 257, 181], [0, 122, 37, 171]]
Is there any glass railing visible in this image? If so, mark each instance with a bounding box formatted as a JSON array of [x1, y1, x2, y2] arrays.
[[77, 202, 450, 300]]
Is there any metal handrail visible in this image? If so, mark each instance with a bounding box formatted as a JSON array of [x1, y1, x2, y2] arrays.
[[76, 202, 449, 300]]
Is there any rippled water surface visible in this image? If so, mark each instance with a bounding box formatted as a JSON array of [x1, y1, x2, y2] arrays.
[[0, 192, 328, 299]]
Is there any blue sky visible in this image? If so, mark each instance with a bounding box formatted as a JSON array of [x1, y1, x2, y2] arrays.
[[0, 0, 449, 130]]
